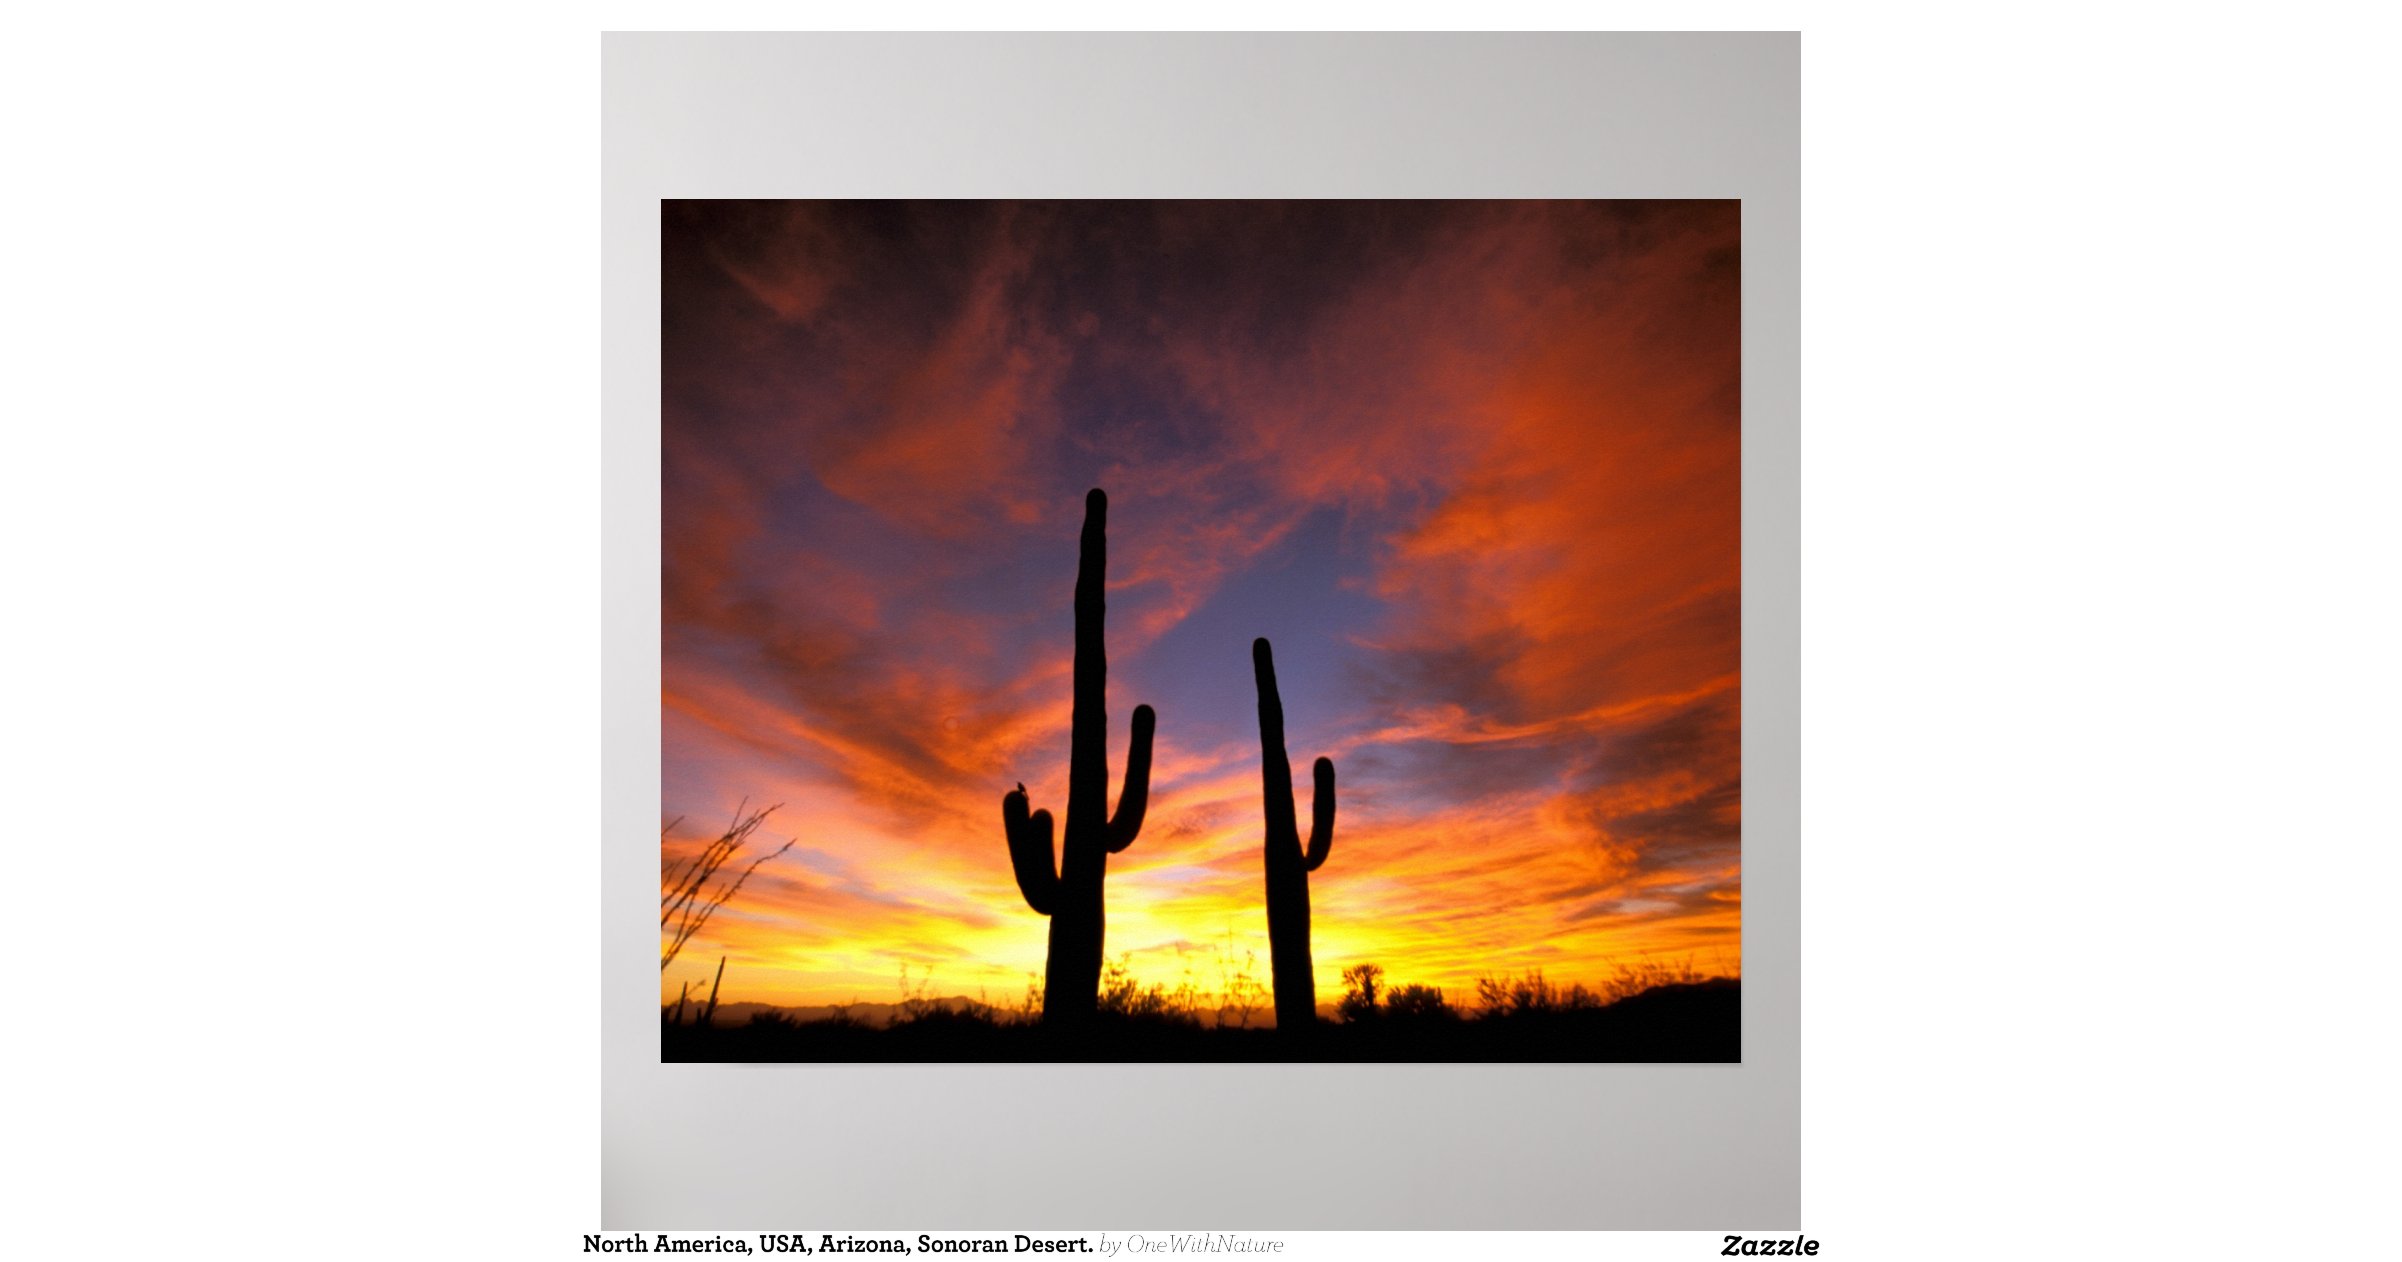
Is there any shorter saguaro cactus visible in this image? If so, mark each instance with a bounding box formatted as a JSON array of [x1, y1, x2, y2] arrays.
[[1253, 637, 1336, 1030]]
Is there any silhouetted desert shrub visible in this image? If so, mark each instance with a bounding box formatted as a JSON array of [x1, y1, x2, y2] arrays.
[[1471, 959, 1727, 1017], [1593, 957, 1709, 1002], [888, 1003, 1002, 1033], [1096, 955, 1203, 1025], [1212, 940, 1269, 1030], [1382, 983, 1457, 1021], [893, 964, 944, 1024], [661, 803, 792, 971], [1473, 968, 1604, 1017], [1338, 969, 1456, 1024], [1337, 963, 1385, 1023]]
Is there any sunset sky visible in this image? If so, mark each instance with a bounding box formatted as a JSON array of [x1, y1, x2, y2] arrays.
[[662, 200, 1740, 1010]]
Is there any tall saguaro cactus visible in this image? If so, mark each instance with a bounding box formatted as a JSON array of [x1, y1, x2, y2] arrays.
[[1253, 637, 1336, 1030], [1002, 489, 1157, 1022]]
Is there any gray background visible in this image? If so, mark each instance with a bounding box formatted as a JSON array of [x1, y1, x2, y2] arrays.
[[603, 32, 1797, 1228]]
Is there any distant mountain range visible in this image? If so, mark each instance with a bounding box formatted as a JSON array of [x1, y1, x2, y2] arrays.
[[670, 996, 1329, 1029]]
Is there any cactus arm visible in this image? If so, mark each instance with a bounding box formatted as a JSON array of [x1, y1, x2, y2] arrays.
[[1106, 704, 1157, 853], [1303, 756, 1336, 872], [1002, 784, 1060, 916]]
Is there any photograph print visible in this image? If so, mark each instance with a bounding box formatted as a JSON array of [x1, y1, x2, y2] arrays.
[[660, 200, 1741, 1062]]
